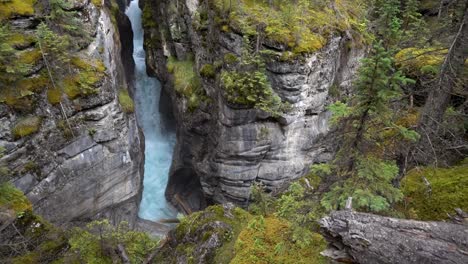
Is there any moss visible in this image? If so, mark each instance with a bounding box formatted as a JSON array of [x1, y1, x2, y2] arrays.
[[47, 88, 62, 104], [212, 0, 367, 54], [401, 160, 468, 221], [17, 75, 48, 94], [18, 48, 41, 65], [12, 116, 42, 139], [230, 216, 326, 264], [91, 0, 102, 8], [6, 32, 35, 48], [118, 89, 135, 113], [63, 76, 81, 99], [0, 0, 36, 20], [0, 183, 32, 213], [200, 64, 216, 78], [63, 59, 104, 99]]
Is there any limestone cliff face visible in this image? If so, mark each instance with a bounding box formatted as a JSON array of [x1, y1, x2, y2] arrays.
[[142, 0, 364, 208], [0, 0, 143, 226]]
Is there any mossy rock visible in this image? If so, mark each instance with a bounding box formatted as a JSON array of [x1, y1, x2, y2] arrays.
[[211, 0, 367, 55], [18, 48, 41, 65], [12, 116, 42, 139], [401, 160, 468, 220], [0, 0, 36, 21]]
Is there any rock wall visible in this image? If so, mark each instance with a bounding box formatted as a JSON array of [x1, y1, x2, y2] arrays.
[[0, 0, 144, 226], [141, 0, 364, 208]]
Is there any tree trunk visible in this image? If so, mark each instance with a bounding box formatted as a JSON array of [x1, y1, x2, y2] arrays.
[[320, 210, 468, 264], [417, 0, 468, 163]]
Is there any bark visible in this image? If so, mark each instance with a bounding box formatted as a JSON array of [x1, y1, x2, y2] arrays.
[[320, 210, 468, 264]]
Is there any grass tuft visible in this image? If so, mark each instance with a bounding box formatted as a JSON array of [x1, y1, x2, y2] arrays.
[[12, 116, 42, 139], [118, 89, 134, 113]]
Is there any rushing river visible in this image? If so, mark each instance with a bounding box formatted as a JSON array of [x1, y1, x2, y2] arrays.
[[126, 0, 177, 221]]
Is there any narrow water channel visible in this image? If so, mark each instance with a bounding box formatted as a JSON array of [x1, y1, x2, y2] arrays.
[[126, 0, 177, 221]]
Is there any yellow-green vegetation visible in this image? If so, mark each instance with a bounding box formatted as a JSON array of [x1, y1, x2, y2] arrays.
[[62, 57, 105, 99], [200, 64, 216, 78], [6, 32, 35, 48], [67, 220, 159, 263], [170, 205, 252, 264], [0, 0, 36, 20], [212, 0, 368, 54], [118, 89, 135, 113], [0, 183, 32, 213], [12, 116, 42, 139], [395, 47, 447, 76], [231, 216, 326, 264], [401, 159, 468, 221], [91, 0, 102, 8], [47, 88, 62, 104], [18, 48, 41, 65], [167, 56, 204, 111]]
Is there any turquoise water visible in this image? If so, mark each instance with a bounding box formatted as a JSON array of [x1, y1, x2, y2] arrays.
[[126, 0, 177, 221]]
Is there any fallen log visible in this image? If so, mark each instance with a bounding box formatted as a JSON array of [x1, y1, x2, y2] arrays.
[[320, 210, 468, 264]]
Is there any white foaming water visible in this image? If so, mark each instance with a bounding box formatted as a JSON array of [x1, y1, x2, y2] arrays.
[[126, 0, 177, 221]]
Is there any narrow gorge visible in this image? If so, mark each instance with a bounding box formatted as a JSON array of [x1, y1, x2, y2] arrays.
[[0, 0, 466, 263]]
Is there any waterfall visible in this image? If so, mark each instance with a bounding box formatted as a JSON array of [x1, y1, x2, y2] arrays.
[[126, 0, 177, 221]]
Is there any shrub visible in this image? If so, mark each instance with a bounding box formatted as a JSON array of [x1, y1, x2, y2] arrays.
[[231, 216, 326, 264], [118, 89, 135, 113], [12, 116, 42, 139]]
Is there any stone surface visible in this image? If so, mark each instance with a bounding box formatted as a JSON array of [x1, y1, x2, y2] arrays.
[[0, 2, 143, 227], [320, 210, 468, 264], [142, 0, 364, 208]]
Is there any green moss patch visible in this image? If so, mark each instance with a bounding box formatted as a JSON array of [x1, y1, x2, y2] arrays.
[[18, 48, 41, 65], [118, 89, 134, 113], [401, 160, 468, 220], [0, 183, 32, 213], [12, 116, 41, 139], [0, 0, 36, 20]]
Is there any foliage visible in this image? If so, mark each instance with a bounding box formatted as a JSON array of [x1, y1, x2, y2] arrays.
[[395, 47, 449, 76], [0, 25, 30, 104], [68, 220, 159, 264], [322, 157, 402, 212], [401, 160, 468, 220], [221, 37, 284, 116], [12, 116, 42, 139], [321, 42, 416, 213], [231, 215, 326, 264], [167, 56, 205, 111], [212, 0, 368, 55], [118, 89, 135, 113], [48, 0, 91, 43]]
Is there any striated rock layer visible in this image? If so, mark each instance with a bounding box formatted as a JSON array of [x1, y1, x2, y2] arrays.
[[141, 0, 364, 209], [0, 0, 143, 226]]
